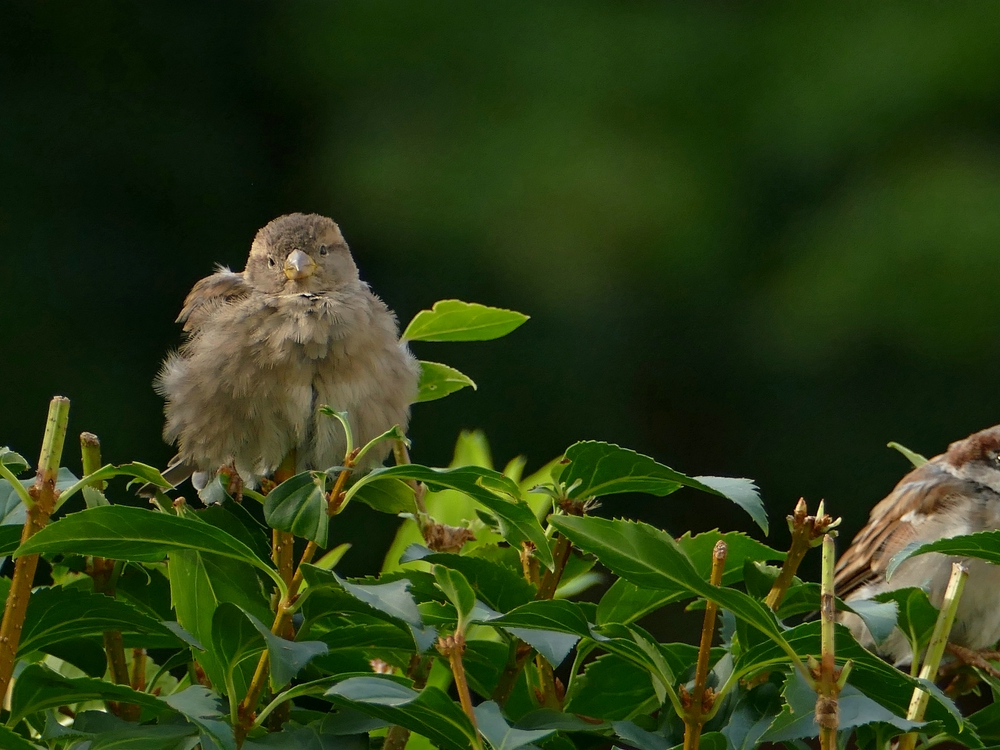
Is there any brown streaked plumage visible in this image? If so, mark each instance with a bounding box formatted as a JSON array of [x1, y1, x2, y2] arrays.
[[153, 213, 420, 494], [837, 425, 1000, 662]]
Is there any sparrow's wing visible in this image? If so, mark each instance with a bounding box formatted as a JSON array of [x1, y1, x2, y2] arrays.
[[135, 455, 196, 498], [834, 460, 975, 598], [176, 266, 251, 333]]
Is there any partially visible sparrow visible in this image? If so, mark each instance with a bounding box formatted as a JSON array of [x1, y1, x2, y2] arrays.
[[154, 213, 420, 491], [836, 425, 1000, 663]]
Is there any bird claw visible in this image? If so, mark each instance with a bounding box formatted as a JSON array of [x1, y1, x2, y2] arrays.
[[942, 643, 1000, 681]]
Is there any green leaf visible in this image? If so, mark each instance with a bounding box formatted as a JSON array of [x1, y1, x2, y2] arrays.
[[482, 599, 591, 638], [0, 524, 21, 557], [873, 587, 939, 655], [550, 516, 787, 645], [591, 626, 685, 708], [9, 663, 172, 725], [402, 299, 529, 343], [244, 718, 369, 750], [970, 700, 1000, 742], [564, 654, 655, 721], [352, 465, 553, 569], [316, 623, 414, 655], [736, 621, 962, 734], [55, 462, 171, 508], [350, 477, 417, 515], [433, 565, 476, 631], [611, 720, 669, 750], [597, 530, 783, 625], [163, 685, 235, 750], [241, 609, 329, 690], [263, 471, 329, 545], [327, 676, 477, 750], [0, 448, 29, 475], [463, 640, 510, 700], [845, 598, 899, 647], [478, 600, 591, 666], [300, 566, 435, 651], [887, 531, 1000, 580], [198, 502, 272, 567], [169, 548, 271, 693], [413, 550, 535, 612], [887, 441, 928, 468], [475, 701, 557, 750], [16, 505, 285, 593], [0, 467, 76, 533], [560, 442, 768, 534], [775, 583, 900, 646], [88, 724, 198, 750], [416, 361, 477, 403], [211, 602, 265, 710], [19, 586, 184, 656], [44, 638, 109, 678], [720, 683, 782, 750], [0, 726, 41, 750], [763, 669, 921, 741]]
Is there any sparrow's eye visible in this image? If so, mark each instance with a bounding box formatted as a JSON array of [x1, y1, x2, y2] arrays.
[[267, 257, 276, 268], [319, 245, 329, 256]]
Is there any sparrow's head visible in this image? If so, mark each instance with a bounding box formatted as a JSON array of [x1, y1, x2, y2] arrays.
[[942, 424, 1000, 492], [245, 213, 360, 294]]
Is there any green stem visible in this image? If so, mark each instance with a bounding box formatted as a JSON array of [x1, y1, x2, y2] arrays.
[[0, 397, 71, 702], [817, 534, 838, 750], [898, 562, 968, 750]]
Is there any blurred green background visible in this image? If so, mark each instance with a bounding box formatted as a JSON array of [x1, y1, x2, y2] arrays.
[[4, 3, 1000, 582]]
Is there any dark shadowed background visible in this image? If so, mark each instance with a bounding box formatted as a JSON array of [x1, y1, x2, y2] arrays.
[[4, 3, 1000, 591]]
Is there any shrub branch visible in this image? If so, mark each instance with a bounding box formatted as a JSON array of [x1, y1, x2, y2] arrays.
[[683, 539, 727, 750], [0, 397, 71, 703]]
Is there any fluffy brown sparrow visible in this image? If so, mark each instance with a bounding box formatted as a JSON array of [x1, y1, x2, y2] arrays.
[[836, 425, 1000, 663], [154, 213, 420, 491]]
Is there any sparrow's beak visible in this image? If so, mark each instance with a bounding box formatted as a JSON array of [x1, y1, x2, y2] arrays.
[[284, 249, 316, 280]]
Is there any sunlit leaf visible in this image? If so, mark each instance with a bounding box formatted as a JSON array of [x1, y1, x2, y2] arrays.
[[402, 300, 528, 343], [350, 477, 417, 515], [887, 441, 928, 468], [416, 361, 477, 403]]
